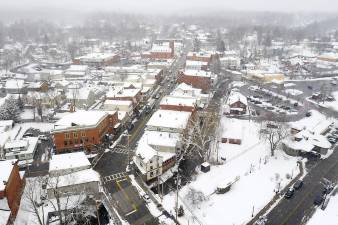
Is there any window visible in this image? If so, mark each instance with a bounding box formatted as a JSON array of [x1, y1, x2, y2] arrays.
[[74, 139, 78, 144], [64, 141, 67, 146], [81, 131, 86, 137], [150, 166, 153, 170], [65, 133, 70, 139], [73, 132, 78, 139]]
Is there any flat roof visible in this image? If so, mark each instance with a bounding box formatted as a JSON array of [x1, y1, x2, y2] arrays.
[[147, 110, 191, 130], [49, 152, 91, 173]]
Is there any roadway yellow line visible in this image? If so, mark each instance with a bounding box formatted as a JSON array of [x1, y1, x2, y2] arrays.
[[116, 179, 138, 212]]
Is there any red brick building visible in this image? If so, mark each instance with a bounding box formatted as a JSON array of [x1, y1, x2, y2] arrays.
[[177, 70, 212, 92], [142, 41, 174, 60], [0, 160, 24, 224], [52, 111, 118, 153]]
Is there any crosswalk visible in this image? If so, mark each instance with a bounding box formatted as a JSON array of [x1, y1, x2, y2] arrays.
[[103, 172, 128, 183]]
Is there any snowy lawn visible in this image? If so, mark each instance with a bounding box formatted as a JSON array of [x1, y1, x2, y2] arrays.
[[162, 118, 300, 225]]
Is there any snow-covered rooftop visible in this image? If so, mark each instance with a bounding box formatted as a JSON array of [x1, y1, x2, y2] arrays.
[[49, 152, 91, 173], [160, 96, 197, 107], [147, 110, 191, 131], [54, 111, 108, 131], [0, 160, 16, 191], [227, 90, 247, 106]]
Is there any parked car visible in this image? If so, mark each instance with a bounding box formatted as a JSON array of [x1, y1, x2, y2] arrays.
[[293, 180, 304, 190], [305, 111, 312, 117], [38, 135, 48, 141], [142, 194, 151, 203], [314, 194, 324, 205], [284, 187, 295, 199], [307, 85, 313, 89], [23, 133, 34, 137], [328, 138, 337, 144]]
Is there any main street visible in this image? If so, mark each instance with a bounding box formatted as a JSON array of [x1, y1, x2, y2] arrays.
[[264, 145, 338, 225], [93, 50, 188, 225]]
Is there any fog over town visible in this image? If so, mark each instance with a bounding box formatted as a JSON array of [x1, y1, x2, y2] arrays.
[[0, 1, 337, 225]]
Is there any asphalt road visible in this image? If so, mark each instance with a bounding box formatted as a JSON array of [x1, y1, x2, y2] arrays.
[[93, 52, 188, 225], [265, 145, 338, 225]]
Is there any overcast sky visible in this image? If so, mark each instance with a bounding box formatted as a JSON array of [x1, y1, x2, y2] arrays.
[[1, 0, 338, 13]]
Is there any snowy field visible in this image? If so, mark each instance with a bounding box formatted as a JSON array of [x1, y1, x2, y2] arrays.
[[307, 192, 338, 225], [161, 118, 299, 225]]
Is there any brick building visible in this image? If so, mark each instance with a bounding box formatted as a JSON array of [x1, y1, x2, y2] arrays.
[[177, 70, 212, 92], [142, 41, 175, 60], [52, 111, 118, 153], [0, 160, 24, 224]]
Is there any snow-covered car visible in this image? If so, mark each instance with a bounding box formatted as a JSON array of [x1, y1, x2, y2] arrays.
[[142, 194, 151, 203], [38, 135, 49, 141]]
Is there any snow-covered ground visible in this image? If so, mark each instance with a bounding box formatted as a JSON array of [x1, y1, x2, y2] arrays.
[[285, 89, 303, 96], [9, 122, 54, 140], [161, 118, 300, 225], [307, 192, 338, 225]]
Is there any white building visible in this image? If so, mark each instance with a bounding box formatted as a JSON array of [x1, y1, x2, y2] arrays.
[[103, 99, 133, 115], [146, 110, 192, 134], [4, 137, 39, 162]]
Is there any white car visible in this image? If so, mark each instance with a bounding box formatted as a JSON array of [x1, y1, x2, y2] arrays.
[[38, 135, 48, 141]]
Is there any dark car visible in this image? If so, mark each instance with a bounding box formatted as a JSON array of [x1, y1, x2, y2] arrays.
[[307, 85, 313, 89], [305, 111, 312, 117], [322, 185, 333, 195], [314, 194, 324, 205], [284, 187, 295, 199], [293, 180, 303, 190]]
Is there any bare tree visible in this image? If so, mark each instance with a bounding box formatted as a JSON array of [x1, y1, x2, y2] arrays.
[[181, 111, 219, 161], [23, 175, 95, 225], [260, 122, 289, 156], [184, 187, 208, 208]]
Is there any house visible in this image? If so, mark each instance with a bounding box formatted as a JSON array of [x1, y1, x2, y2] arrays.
[[160, 96, 197, 113], [103, 99, 133, 115], [170, 83, 210, 108], [0, 160, 24, 224], [49, 152, 91, 176], [177, 70, 213, 92], [284, 112, 334, 156], [133, 131, 180, 182], [146, 110, 192, 134], [4, 80, 27, 94], [66, 87, 97, 110], [26, 81, 49, 92], [47, 168, 100, 199], [106, 87, 141, 107], [4, 137, 39, 162], [282, 130, 331, 156], [224, 90, 248, 115], [73, 53, 120, 67], [51, 111, 118, 153]]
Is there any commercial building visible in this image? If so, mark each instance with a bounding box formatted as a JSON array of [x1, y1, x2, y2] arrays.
[[51, 111, 118, 153]]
